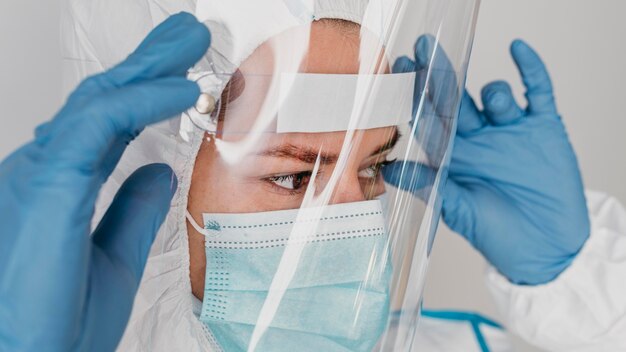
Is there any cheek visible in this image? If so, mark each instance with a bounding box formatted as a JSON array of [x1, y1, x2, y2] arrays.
[[190, 162, 256, 213], [188, 140, 248, 214], [359, 175, 387, 199]]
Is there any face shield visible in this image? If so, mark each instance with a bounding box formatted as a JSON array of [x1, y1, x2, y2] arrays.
[[180, 1, 479, 351]]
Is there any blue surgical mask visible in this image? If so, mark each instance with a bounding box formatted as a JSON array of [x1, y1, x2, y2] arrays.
[[187, 200, 392, 352]]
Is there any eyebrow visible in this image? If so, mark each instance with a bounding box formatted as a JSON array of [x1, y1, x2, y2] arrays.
[[370, 128, 400, 157], [258, 128, 400, 165]]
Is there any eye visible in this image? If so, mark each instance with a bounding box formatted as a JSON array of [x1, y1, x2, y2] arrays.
[[358, 158, 396, 180], [267, 171, 312, 191], [358, 165, 379, 179]]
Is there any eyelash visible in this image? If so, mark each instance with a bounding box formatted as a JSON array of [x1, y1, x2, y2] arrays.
[[265, 158, 397, 195], [266, 172, 313, 195]]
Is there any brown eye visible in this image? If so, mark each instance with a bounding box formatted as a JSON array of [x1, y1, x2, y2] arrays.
[[268, 172, 312, 191]]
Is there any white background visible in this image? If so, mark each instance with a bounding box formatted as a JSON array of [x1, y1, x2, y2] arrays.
[[1, 1, 625, 351]]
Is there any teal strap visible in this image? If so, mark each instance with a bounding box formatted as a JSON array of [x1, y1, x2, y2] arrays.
[[421, 309, 504, 352]]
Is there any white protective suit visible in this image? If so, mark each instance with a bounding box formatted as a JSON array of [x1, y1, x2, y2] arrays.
[[61, 0, 626, 351]]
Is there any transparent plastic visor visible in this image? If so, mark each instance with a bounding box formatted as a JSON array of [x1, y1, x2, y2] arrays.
[[182, 1, 480, 352]]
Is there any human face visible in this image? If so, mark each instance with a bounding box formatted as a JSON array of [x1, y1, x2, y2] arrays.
[[187, 19, 397, 299]]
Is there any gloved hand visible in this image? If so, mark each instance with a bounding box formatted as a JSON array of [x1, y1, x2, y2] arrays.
[[0, 13, 210, 352], [385, 38, 590, 285]]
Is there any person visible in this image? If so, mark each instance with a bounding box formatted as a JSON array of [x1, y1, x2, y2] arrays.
[[1, 9, 626, 352]]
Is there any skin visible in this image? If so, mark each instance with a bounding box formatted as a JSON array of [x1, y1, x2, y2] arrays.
[[187, 19, 399, 300]]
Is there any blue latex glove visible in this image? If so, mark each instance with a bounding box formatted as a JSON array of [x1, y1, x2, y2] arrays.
[[385, 38, 590, 285], [0, 13, 210, 351]]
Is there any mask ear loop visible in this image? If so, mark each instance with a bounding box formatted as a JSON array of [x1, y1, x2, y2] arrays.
[[186, 210, 211, 237]]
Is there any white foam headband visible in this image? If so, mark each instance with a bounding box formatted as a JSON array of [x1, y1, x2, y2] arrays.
[[277, 72, 414, 133]]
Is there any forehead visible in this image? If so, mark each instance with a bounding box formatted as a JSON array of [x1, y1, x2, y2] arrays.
[[239, 19, 388, 75]]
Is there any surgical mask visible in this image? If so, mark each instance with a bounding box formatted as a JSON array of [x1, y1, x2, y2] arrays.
[[186, 200, 392, 351]]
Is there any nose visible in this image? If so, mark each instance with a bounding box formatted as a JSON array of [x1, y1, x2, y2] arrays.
[[328, 171, 366, 204]]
